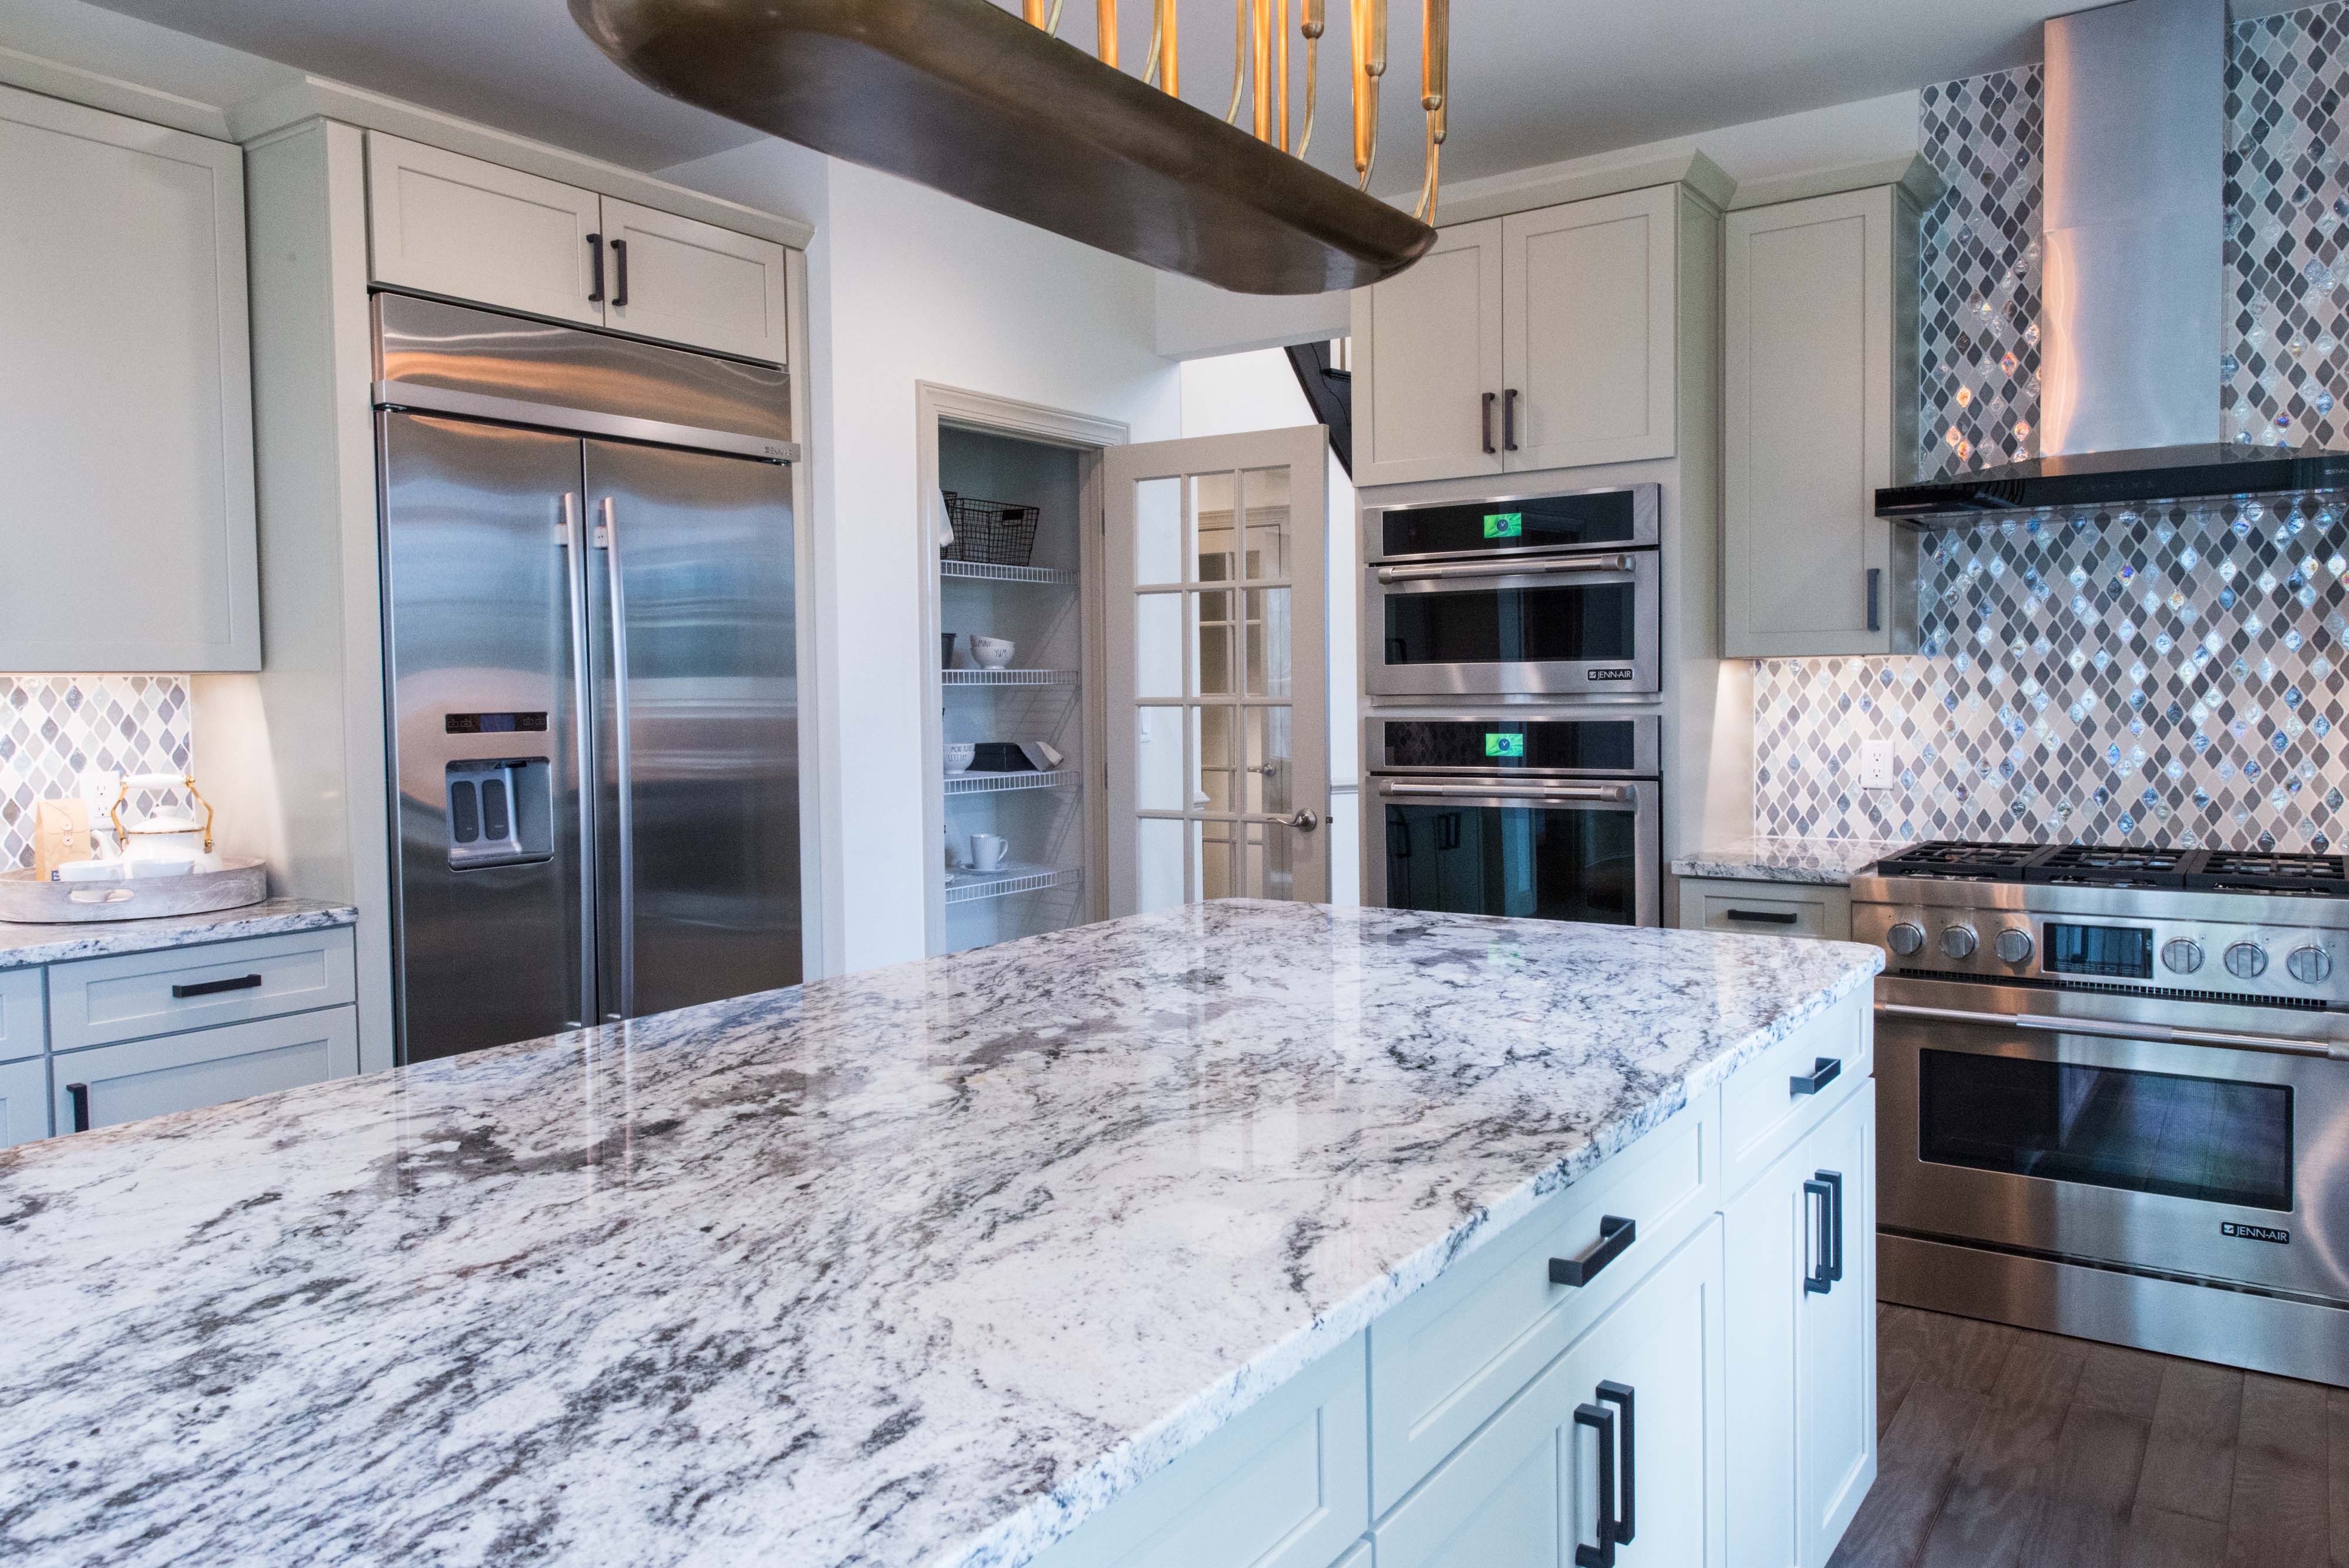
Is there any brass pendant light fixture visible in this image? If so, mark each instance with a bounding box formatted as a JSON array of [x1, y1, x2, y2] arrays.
[[568, 0, 1449, 294]]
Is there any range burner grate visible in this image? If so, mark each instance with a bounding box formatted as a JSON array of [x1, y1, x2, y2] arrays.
[[1873, 840, 2349, 895], [2192, 850, 2349, 895]]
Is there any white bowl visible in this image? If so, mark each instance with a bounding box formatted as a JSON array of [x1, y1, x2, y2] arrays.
[[944, 743, 977, 774], [968, 635, 1015, 669]]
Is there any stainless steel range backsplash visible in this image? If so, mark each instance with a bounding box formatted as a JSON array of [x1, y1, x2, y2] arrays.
[[1755, 3, 2349, 853], [0, 675, 191, 872]]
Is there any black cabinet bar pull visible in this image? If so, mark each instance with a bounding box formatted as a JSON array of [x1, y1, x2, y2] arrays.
[[1789, 1056, 1842, 1096], [612, 237, 629, 307], [1597, 1381, 1635, 1545], [1819, 1169, 1845, 1286], [173, 973, 263, 1000], [67, 1082, 90, 1133], [587, 233, 604, 302], [1724, 908, 1800, 926], [1481, 391, 1497, 455], [1550, 1214, 1635, 1287], [1573, 1402, 1618, 1568], [1803, 1176, 1835, 1295], [1503, 387, 1520, 451], [1866, 566, 1883, 633]]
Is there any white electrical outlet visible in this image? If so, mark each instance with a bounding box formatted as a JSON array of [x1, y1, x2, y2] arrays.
[[1860, 739, 1896, 792]]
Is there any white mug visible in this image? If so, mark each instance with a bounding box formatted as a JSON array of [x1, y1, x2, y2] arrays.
[[969, 832, 1009, 873]]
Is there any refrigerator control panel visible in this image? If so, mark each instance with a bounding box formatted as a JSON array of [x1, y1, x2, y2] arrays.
[[446, 759, 553, 869]]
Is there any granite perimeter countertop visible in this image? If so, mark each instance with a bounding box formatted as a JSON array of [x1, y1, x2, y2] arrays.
[[0, 897, 357, 970], [0, 900, 1881, 1568], [1671, 837, 1910, 886]]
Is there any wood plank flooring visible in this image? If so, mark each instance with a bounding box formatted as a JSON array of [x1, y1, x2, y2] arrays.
[[1829, 1305, 2349, 1568]]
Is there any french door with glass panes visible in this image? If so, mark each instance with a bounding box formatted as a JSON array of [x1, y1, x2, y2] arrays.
[[1103, 427, 1330, 912]]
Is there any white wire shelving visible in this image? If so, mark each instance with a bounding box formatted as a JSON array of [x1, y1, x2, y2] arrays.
[[941, 668, 1079, 688], [943, 863, 1083, 905], [943, 768, 1076, 796], [939, 559, 1076, 586]]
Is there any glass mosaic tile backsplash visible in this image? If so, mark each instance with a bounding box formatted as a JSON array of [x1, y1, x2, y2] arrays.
[[1754, 495, 2349, 851], [1757, 2, 2349, 853], [0, 676, 191, 872]]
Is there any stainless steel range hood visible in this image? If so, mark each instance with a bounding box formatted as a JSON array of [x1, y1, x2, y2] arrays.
[[1876, 0, 2349, 520]]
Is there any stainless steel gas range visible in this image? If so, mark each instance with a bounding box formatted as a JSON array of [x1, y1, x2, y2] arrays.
[[1852, 840, 2349, 1388]]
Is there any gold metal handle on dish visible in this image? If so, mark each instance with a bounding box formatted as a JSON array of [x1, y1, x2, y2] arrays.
[[109, 773, 214, 852], [1097, 0, 1117, 65]]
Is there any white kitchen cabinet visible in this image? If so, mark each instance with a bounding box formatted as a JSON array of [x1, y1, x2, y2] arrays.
[[1352, 218, 1505, 487], [600, 196, 789, 362], [45, 926, 358, 1051], [0, 1056, 50, 1147], [1353, 186, 1687, 486], [1503, 187, 1680, 472], [1725, 1079, 1877, 1568], [0, 82, 258, 672], [1678, 879, 1854, 943], [366, 134, 790, 365], [1025, 1333, 1368, 1568], [53, 1005, 359, 1133], [1722, 185, 1921, 657], [1375, 1220, 1726, 1568], [366, 132, 605, 328], [0, 970, 45, 1064]]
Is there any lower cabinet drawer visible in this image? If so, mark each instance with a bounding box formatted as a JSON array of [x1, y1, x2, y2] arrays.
[[1720, 987, 1870, 1196], [53, 1006, 359, 1133], [0, 968, 44, 1064], [1028, 1333, 1367, 1568], [0, 1055, 49, 1146], [1367, 1097, 1718, 1515], [46, 927, 356, 1050], [1374, 1219, 1725, 1567], [1684, 880, 1849, 941]]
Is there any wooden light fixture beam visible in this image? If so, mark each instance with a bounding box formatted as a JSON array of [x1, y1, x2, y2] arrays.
[[569, 0, 1435, 294]]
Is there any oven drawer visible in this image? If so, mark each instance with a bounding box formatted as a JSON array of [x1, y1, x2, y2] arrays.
[[1721, 987, 1871, 1196], [1370, 776, 1661, 927], [47, 927, 357, 1051]]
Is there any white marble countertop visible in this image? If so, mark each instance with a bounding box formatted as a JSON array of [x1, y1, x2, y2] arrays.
[[0, 900, 1880, 1568], [0, 897, 357, 970], [1671, 836, 1910, 886]]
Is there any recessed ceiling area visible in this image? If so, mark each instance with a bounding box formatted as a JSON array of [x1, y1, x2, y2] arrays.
[[89, 0, 2298, 184]]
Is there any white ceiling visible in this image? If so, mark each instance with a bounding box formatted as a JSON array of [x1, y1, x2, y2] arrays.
[[86, 0, 2300, 183]]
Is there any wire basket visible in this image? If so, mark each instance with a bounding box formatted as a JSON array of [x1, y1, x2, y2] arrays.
[[943, 493, 1042, 568]]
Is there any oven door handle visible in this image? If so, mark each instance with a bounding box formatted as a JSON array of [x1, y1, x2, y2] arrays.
[[1375, 553, 1635, 584], [1875, 1001, 2349, 1061], [1379, 780, 1635, 806]]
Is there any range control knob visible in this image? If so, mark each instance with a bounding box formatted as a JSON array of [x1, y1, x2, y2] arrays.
[[1939, 926, 1979, 960], [2287, 945, 2334, 985], [1994, 928, 2035, 966], [2162, 938, 2205, 975], [2224, 941, 2269, 981], [1886, 922, 1926, 957]]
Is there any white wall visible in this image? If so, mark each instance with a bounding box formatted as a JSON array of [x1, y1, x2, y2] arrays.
[[664, 141, 1182, 972]]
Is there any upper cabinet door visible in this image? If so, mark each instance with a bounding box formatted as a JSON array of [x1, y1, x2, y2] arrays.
[[1722, 186, 1919, 658], [1352, 217, 1505, 487], [599, 198, 789, 365], [366, 132, 604, 327], [0, 85, 258, 672], [1502, 187, 1678, 472]]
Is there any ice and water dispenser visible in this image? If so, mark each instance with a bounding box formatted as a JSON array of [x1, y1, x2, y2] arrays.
[[441, 713, 554, 869]]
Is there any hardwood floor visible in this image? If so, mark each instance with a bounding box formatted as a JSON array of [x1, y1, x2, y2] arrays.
[[1829, 1304, 2349, 1568]]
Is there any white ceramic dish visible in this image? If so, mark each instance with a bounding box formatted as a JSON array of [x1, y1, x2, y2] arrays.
[[944, 743, 977, 773], [968, 635, 1015, 669]]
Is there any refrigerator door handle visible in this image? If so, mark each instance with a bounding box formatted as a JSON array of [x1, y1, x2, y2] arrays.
[[595, 494, 637, 1019], [558, 492, 598, 1029]]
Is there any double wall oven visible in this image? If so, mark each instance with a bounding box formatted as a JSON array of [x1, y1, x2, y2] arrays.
[[1362, 483, 1664, 929]]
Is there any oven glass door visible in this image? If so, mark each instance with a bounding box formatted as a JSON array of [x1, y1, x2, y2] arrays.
[[1369, 551, 1660, 696], [1373, 780, 1660, 926], [1880, 1009, 2348, 1302]]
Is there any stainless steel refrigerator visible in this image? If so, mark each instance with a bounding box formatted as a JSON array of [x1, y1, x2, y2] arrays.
[[375, 294, 801, 1062]]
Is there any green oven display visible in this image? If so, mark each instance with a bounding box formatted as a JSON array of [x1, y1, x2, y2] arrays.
[[1483, 512, 1524, 539], [1484, 733, 1526, 758]]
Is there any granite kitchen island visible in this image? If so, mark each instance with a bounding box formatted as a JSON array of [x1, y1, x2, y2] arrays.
[[0, 901, 1883, 1568]]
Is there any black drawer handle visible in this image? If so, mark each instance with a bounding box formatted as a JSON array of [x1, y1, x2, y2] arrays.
[[1803, 1176, 1834, 1294], [1820, 1168, 1845, 1287], [1481, 391, 1497, 455], [1573, 1401, 1618, 1568], [612, 237, 629, 307], [1789, 1056, 1842, 1096], [173, 973, 263, 1000], [67, 1082, 90, 1133], [1550, 1214, 1635, 1287], [1725, 907, 1800, 926], [587, 232, 604, 302], [1598, 1380, 1635, 1545]]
